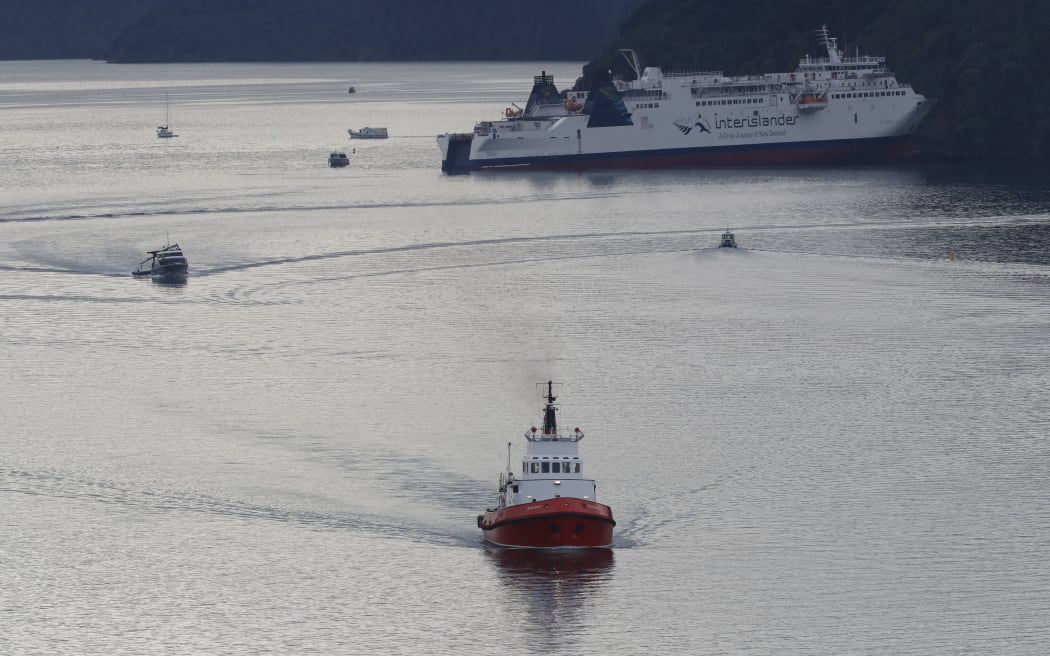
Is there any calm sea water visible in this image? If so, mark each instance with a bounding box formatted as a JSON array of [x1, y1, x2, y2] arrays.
[[2, 60, 1049, 655]]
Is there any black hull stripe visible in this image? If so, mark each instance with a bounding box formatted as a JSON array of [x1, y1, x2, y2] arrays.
[[446, 136, 913, 172], [481, 511, 617, 531]]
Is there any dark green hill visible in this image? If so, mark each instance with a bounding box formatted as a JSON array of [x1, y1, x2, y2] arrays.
[[583, 0, 1050, 160], [104, 0, 638, 62], [0, 0, 167, 59]]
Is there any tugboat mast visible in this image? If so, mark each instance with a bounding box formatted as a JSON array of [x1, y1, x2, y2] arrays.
[[542, 380, 557, 435]]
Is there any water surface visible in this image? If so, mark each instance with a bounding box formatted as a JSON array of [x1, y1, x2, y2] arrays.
[[2, 60, 1049, 655]]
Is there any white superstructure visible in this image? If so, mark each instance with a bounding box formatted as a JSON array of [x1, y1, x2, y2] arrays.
[[494, 383, 597, 510]]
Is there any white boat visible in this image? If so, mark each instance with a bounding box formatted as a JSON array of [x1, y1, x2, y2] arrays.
[[157, 92, 177, 138], [348, 127, 388, 139], [438, 25, 932, 172], [328, 150, 350, 167], [719, 229, 737, 248]]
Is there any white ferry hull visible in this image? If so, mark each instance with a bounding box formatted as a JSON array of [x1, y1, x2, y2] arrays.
[[440, 96, 931, 172], [441, 134, 921, 172]]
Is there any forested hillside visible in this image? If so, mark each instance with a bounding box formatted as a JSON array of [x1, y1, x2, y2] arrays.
[[0, 0, 167, 59], [103, 0, 638, 62], [583, 0, 1050, 159]]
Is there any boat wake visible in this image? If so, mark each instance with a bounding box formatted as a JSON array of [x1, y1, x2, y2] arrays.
[[2, 465, 472, 547]]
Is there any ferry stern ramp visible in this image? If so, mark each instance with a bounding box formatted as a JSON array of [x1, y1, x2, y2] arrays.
[[438, 133, 475, 173]]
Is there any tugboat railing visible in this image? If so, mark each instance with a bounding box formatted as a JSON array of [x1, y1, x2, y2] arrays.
[[524, 429, 584, 442]]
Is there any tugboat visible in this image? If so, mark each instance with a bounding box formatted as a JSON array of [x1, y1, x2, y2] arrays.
[[132, 242, 188, 282], [719, 229, 737, 248], [477, 381, 615, 548]]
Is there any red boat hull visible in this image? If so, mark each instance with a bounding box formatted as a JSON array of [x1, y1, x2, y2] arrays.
[[478, 498, 615, 548]]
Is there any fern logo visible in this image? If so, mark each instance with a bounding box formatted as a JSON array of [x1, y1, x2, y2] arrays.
[[674, 114, 711, 136]]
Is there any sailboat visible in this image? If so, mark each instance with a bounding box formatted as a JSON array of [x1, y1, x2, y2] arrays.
[[157, 92, 177, 138]]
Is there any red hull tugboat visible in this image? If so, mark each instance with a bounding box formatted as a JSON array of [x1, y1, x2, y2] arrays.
[[478, 382, 615, 548]]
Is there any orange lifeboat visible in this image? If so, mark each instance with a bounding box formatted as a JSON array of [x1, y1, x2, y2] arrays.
[[796, 93, 828, 111], [564, 97, 584, 112]]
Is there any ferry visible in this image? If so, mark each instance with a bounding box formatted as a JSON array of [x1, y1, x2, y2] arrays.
[[477, 382, 615, 549], [438, 26, 932, 172]]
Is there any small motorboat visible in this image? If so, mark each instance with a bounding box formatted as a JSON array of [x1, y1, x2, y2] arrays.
[[719, 229, 737, 248], [477, 381, 615, 549], [348, 127, 388, 139], [347, 86, 356, 94], [132, 242, 188, 281], [328, 150, 350, 167]]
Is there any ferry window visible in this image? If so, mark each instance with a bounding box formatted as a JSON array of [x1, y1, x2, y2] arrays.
[[541, 462, 550, 474], [552, 462, 561, 474], [575, 463, 582, 473], [531, 462, 540, 474]]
